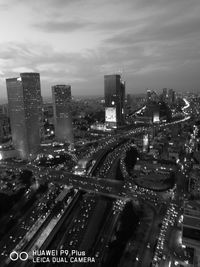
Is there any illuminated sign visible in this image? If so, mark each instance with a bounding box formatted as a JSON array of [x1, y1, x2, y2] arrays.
[[153, 112, 160, 123], [105, 107, 116, 122], [143, 134, 149, 152]]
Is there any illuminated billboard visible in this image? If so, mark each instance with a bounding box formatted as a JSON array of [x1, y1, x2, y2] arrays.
[[105, 107, 116, 122], [153, 111, 160, 123], [143, 134, 149, 152]]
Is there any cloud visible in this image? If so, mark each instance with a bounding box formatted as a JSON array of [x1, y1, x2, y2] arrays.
[[9, 0, 83, 7], [1, 0, 200, 98], [34, 19, 92, 33], [105, 16, 200, 46], [0, 42, 104, 96], [12, 67, 35, 73]]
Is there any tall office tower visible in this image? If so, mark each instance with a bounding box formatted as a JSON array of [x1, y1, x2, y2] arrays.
[[6, 73, 42, 159], [52, 85, 74, 147], [162, 88, 168, 102], [104, 74, 125, 128], [127, 94, 132, 106], [146, 89, 152, 102], [168, 89, 176, 104]]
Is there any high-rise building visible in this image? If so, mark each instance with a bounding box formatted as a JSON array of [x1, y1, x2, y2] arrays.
[[127, 94, 132, 106], [104, 74, 125, 127], [146, 89, 152, 102], [6, 73, 42, 159], [168, 89, 176, 104], [52, 85, 74, 147], [0, 115, 10, 142], [162, 88, 168, 102]]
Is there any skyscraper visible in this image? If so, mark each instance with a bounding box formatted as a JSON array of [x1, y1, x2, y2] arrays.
[[52, 85, 73, 147], [104, 74, 125, 127], [146, 89, 152, 102], [6, 73, 42, 159], [162, 88, 168, 102], [168, 89, 176, 104]]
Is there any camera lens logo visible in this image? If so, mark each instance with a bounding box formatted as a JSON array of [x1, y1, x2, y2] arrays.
[[10, 251, 28, 261]]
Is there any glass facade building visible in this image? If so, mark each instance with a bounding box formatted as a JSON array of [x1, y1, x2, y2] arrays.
[[6, 73, 42, 159], [104, 74, 125, 127], [52, 85, 74, 146]]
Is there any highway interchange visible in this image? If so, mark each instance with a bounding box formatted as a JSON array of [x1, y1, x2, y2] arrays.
[[0, 104, 193, 267]]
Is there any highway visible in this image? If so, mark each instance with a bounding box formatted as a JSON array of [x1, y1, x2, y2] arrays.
[[0, 110, 193, 267], [0, 184, 61, 264], [0, 126, 169, 266], [34, 138, 132, 267], [0, 137, 131, 267], [13, 191, 82, 267], [54, 138, 132, 265]]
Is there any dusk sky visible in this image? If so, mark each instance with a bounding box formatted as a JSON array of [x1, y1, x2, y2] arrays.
[[0, 0, 200, 99]]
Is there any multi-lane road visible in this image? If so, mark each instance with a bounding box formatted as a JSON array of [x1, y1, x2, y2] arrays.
[[0, 110, 192, 267]]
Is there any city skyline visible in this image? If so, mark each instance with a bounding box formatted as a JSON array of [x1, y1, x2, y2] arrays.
[[0, 44, 200, 265], [0, 0, 200, 99]]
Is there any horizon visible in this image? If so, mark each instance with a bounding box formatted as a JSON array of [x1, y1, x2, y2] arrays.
[[0, 89, 198, 106]]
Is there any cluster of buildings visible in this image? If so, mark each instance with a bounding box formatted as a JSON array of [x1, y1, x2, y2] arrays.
[[4, 73, 73, 160], [127, 88, 178, 125], [147, 88, 176, 105], [0, 73, 127, 160], [131, 124, 183, 162], [0, 72, 185, 162]]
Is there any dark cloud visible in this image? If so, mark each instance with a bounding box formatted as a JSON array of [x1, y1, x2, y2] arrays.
[[94, 19, 136, 32], [9, 0, 83, 6], [106, 15, 200, 45], [1, 37, 199, 98], [34, 20, 91, 33], [1, 0, 200, 98], [33, 18, 138, 34], [144, 16, 200, 42], [0, 42, 103, 96]]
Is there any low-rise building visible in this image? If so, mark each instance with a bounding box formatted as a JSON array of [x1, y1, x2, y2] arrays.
[[182, 201, 200, 267]]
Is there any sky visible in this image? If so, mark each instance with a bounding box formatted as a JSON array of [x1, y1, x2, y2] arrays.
[[0, 0, 200, 99]]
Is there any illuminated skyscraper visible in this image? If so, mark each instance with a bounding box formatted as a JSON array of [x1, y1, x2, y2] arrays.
[[6, 73, 42, 159], [52, 85, 74, 147], [104, 74, 125, 127]]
